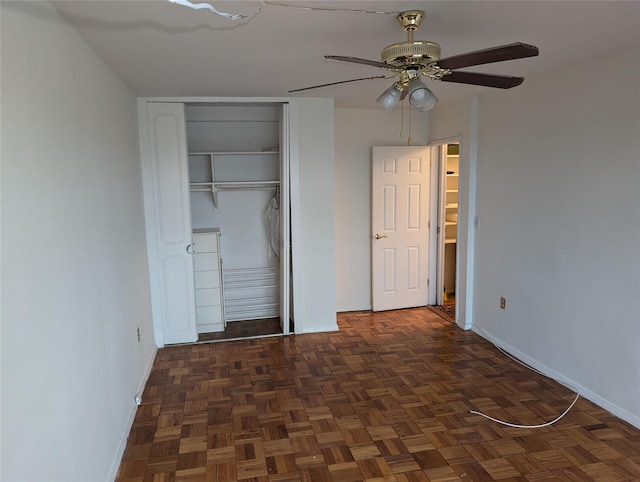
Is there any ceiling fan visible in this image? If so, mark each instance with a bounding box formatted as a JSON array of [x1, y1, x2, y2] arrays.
[[289, 10, 539, 111]]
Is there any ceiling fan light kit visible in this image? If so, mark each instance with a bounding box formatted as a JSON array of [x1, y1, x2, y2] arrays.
[[406, 79, 438, 112], [290, 10, 539, 110], [376, 83, 404, 110]]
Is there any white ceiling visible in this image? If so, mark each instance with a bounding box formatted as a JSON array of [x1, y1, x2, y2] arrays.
[[52, 1, 640, 109]]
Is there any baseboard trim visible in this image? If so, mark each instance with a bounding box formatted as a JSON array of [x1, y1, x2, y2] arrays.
[[456, 318, 471, 330], [301, 323, 339, 334], [472, 326, 640, 430], [106, 346, 158, 482]]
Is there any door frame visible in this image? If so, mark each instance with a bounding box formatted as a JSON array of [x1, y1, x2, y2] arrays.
[[428, 137, 462, 314], [139, 97, 300, 346], [279, 103, 291, 336]]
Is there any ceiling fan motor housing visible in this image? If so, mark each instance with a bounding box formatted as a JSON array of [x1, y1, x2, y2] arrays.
[[381, 40, 441, 67]]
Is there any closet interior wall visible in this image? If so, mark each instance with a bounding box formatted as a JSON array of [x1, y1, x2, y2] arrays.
[[186, 104, 282, 327], [444, 144, 459, 300]]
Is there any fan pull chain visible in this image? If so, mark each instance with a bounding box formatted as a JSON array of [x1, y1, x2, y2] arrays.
[[407, 105, 413, 145], [398, 101, 413, 145], [399, 101, 405, 141]]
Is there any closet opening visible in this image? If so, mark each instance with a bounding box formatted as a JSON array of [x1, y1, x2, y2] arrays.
[[185, 102, 291, 341], [435, 142, 459, 321]]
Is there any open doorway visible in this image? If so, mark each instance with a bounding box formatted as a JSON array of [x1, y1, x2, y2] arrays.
[[430, 141, 460, 322], [441, 143, 459, 305]]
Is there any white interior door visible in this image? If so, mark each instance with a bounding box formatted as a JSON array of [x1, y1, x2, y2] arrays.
[[147, 102, 197, 344], [372, 146, 431, 311]]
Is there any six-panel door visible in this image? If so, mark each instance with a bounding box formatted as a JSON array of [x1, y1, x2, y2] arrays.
[[371, 146, 431, 311]]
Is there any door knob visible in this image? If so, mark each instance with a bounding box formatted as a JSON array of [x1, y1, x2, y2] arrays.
[[186, 244, 193, 254], [374, 234, 388, 239]]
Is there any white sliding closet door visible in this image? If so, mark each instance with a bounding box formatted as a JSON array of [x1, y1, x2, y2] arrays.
[[280, 104, 291, 335], [146, 102, 197, 344]]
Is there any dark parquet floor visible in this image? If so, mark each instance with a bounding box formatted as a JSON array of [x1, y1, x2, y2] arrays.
[[116, 308, 640, 481]]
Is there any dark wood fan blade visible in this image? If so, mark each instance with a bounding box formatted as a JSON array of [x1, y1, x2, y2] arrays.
[[440, 71, 524, 89], [325, 55, 395, 70], [438, 42, 538, 70], [288, 75, 386, 93]]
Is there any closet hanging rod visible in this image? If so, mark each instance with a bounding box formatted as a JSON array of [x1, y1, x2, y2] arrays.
[[190, 181, 279, 185], [186, 120, 279, 123], [216, 184, 279, 192], [190, 187, 276, 192], [214, 180, 279, 186], [189, 151, 279, 156], [190, 181, 279, 191], [216, 187, 277, 192]]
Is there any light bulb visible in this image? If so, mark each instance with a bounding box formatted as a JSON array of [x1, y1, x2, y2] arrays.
[[376, 83, 403, 110], [407, 79, 438, 111]]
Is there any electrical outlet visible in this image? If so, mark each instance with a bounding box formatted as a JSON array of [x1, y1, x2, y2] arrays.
[[500, 297, 506, 310], [137, 327, 141, 343]]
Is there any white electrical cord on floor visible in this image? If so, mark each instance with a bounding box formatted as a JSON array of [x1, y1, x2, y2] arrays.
[[469, 392, 580, 429], [469, 330, 581, 429]]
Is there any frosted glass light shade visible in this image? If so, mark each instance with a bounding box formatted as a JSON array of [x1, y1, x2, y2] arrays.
[[376, 83, 403, 110], [407, 79, 438, 111]]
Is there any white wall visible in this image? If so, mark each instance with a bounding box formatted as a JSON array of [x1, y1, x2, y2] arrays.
[[334, 109, 429, 311], [295, 98, 338, 331], [469, 47, 640, 426], [1, 2, 157, 480]]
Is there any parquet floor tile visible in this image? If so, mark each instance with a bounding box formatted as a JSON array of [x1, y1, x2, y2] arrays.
[[117, 308, 640, 481]]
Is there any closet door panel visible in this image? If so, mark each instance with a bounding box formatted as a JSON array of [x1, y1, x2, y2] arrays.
[[163, 256, 194, 331], [147, 102, 197, 344], [153, 115, 190, 243]]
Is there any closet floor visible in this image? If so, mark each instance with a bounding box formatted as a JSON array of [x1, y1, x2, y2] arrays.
[[117, 308, 640, 481], [198, 318, 282, 342]]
